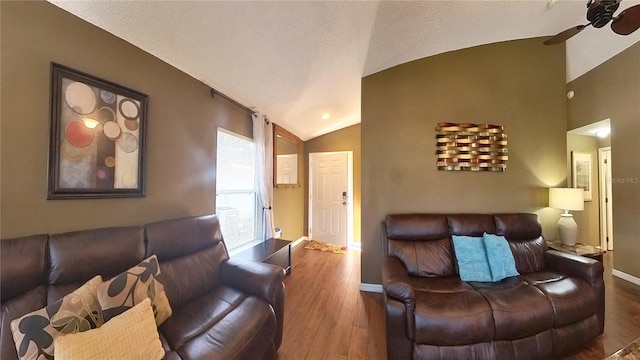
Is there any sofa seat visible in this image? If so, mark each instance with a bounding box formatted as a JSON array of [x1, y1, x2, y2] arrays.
[[524, 273, 597, 328], [413, 277, 494, 345], [161, 285, 276, 360], [471, 278, 554, 341]]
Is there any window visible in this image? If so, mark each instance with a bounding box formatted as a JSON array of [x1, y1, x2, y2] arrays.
[[216, 129, 262, 254]]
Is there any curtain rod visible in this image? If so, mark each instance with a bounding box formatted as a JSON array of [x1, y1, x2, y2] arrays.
[[209, 88, 256, 116]]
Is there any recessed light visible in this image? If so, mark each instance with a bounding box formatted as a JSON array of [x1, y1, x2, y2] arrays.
[[596, 128, 610, 138], [321, 113, 330, 120]]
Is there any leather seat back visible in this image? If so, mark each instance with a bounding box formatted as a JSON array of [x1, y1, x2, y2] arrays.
[[144, 214, 228, 310], [48, 226, 146, 303], [385, 214, 456, 277], [494, 213, 547, 273], [1, 235, 48, 360]]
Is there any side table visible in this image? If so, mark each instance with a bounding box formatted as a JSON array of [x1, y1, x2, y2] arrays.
[[545, 240, 605, 263], [236, 238, 292, 275]]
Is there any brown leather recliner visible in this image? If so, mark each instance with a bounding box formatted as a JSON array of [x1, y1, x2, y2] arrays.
[[1, 214, 285, 360], [381, 213, 604, 360]]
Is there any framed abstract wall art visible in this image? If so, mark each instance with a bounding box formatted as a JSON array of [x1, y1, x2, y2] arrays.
[[435, 122, 508, 172], [48, 63, 148, 199]]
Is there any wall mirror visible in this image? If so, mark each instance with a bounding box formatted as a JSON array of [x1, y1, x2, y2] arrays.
[[274, 124, 302, 188]]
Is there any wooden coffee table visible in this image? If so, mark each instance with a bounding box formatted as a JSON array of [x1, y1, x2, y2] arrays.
[[545, 240, 605, 263]]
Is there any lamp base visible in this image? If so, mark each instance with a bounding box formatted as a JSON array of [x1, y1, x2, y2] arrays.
[[558, 214, 578, 246]]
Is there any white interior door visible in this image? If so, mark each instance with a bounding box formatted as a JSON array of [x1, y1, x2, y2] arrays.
[[309, 152, 351, 247], [599, 147, 613, 251]]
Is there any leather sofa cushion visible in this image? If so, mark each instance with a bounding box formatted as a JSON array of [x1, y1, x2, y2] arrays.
[[144, 215, 224, 261], [389, 239, 456, 277], [410, 276, 473, 293], [145, 215, 229, 309], [1, 235, 48, 302], [508, 237, 548, 274], [447, 214, 495, 236], [160, 286, 275, 360], [413, 278, 494, 345], [156, 245, 227, 310], [494, 213, 542, 240], [472, 278, 554, 340], [493, 213, 548, 274], [48, 226, 146, 287], [161, 286, 246, 349], [385, 214, 449, 241], [386, 214, 456, 277], [525, 272, 597, 327]]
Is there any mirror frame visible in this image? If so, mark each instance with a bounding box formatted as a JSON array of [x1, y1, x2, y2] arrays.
[[273, 124, 302, 188]]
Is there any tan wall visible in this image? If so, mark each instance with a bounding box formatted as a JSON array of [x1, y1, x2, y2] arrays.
[[273, 185, 306, 241], [566, 134, 602, 246], [567, 43, 640, 278], [361, 38, 568, 284], [304, 124, 361, 243], [1, 1, 252, 238]]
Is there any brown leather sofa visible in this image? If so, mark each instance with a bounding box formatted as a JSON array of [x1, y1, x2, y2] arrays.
[[381, 213, 604, 360], [1, 214, 285, 360]]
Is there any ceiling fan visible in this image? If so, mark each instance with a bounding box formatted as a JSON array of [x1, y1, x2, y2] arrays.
[[544, 0, 640, 45]]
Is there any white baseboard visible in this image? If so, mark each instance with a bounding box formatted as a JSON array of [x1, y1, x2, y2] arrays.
[[612, 269, 640, 287], [291, 236, 307, 248], [359, 283, 383, 293]]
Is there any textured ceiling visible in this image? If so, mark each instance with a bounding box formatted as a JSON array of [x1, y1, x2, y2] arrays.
[[48, 0, 640, 140]]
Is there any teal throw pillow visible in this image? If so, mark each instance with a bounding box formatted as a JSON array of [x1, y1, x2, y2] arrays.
[[483, 233, 519, 282], [451, 235, 493, 282]]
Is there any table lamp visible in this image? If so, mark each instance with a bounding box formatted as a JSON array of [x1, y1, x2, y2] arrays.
[[549, 188, 584, 246]]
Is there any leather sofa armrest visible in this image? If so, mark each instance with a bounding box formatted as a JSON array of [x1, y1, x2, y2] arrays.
[[544, 249, 605, 333], [544, 250, 604, 288], [381, 256, 416, 343], [220, 257, 287, 349], [220, 257, 286, 304], [381, 257, 415, 307]]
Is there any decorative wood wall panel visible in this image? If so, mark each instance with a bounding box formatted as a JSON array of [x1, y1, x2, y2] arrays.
[[436, 123, 508, 172]]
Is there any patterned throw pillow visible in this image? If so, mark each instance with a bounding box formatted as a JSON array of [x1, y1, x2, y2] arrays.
[[54, 298, 165, 360], [96, 255, 172, 326], [10, 275, 104, 360]]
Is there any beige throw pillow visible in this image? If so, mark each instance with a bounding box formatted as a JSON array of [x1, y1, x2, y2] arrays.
[[54, 298, 165, 360], [97, 255, 172, 326], [10, 275, 104, 360]]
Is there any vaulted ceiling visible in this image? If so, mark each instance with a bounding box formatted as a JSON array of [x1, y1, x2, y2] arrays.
[[49, 0, 640, 140]]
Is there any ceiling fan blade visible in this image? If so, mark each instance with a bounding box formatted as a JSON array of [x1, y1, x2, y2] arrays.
[[543, 24, 590, 45], [611, 4, 640, 35]]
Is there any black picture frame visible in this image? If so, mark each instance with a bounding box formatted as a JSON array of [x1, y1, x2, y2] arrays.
[[48, 63, 148, 199]]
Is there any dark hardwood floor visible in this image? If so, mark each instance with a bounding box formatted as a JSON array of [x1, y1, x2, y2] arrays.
[[277, 244, 640, 360]]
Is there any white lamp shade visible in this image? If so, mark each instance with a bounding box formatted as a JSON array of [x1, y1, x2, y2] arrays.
[[549, 188, 584, 211]]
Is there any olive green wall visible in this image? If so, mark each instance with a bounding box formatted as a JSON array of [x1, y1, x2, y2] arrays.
[[1, 1, 252, 238], [272, 122, 306, 241], [567, 134, 603, 246], [567, 43, 640, 279], [361, 38, 568, 284], [304, 124, 361, 243], [272, 124, 361, 243]]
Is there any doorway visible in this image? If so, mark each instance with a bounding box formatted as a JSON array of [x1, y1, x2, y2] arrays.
[[308, 151, 353, 248], [598, 147, 614, 250], [567, 118, 612, 250]]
